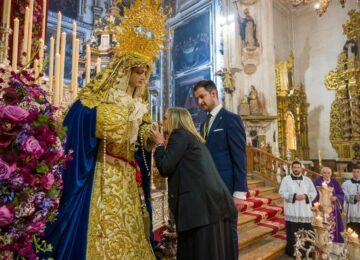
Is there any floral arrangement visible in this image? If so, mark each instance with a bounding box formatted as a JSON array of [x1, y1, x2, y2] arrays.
[[0, 64, 70, 259]]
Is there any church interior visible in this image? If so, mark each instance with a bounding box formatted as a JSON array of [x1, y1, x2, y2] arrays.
[[0, 0, 360, 259]]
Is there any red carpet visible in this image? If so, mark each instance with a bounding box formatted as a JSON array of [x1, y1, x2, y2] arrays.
[[240, 189, 286, 240]]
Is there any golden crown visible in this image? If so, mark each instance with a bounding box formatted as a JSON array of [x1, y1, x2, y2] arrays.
[[113, 0, 170, 64]]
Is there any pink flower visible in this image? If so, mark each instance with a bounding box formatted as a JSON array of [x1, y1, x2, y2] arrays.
[[41, 173, 55, 190], [0, 106, 29, 123], [26, 220, 45, 234], [0, 205, 14, 227], [24, 136, 44, 159], [0, 158, 16, 180]]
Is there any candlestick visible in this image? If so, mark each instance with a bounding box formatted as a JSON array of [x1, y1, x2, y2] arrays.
[[54, 53, 61, 106], [59, 32, 66, 102], [85, 44, 91, 84], [322, 182, 328, 189], [73, 39, 79, 100], [48, 37, 55, 96], [26, 0, 34, 62], [12, 18, 19, 71], [41, 0, 47, 41], [315, 215, 323, 227], [22, 7, 30, 63], [313, 202, 319, 211], [96, 57, 101, 74], [56, 12, 62, 56]]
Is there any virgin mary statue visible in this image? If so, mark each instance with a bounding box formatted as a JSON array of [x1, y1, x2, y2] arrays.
[[44, 1, 168, 259]]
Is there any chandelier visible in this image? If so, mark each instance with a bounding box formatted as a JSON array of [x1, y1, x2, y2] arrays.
[[290, 0, 358, 16]]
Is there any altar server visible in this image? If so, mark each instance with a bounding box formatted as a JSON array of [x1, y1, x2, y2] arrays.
[[279, 161, 317, 257], [342, 164, 360, 235]]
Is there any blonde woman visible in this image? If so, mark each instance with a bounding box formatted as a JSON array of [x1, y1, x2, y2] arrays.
[[150, 107, 236, 260]]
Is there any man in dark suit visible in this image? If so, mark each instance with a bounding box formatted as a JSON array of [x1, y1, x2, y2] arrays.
[[193, 79, 248, 258]]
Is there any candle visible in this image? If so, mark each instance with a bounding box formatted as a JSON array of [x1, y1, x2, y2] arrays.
[[4, 0, 12, 26], [41, 0, 47, 41], [2, 0, 9, 25], [315, 215, 323, 227], [322, 182, 328, 189], [54, 53, 61, 106], [38, 39, 44, 71], [318, 149, 322, 166], [96, 57, 101, 74], [12, 18, 19, 71], [71, 22, 77, 90], [22, 7, 30, 63], [26, 0, 34, 62], [85, 44, 91, 84], [73, 39, 79, 99], [48, 36, 55, 96], [2, 0, 11, 26], [59, 32, 66, 102], [56, 12, 62, 56], [350, 232, 359, 243]]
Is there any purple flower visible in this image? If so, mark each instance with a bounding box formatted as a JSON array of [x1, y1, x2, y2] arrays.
[[26, 220, 45, 234], [0, 192, 14, 204], [0, 158, 16, 180], [8, 173, 24, 190], [39, 198, 53, 211], [0, 106, 29, 123], [0, 205, 15, 227], [24, 136, 44, 159], [33, 192, 45, 204]]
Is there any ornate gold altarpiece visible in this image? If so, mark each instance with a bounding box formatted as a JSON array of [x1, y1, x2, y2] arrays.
[[276, 53, 310, 160], [325, 10, 360, 160]]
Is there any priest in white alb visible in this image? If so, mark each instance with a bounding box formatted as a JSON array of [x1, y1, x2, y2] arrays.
[[279, 161, 317, 257]]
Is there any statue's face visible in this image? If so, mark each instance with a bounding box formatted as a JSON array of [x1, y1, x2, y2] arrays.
[[129, 66, 148, 89], [194, 87, 217, 113]]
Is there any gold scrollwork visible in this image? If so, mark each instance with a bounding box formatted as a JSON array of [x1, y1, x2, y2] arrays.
[[326, 10, 360, 160]]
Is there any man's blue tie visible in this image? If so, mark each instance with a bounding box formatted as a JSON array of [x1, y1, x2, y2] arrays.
[[203, 113, 212, 139]]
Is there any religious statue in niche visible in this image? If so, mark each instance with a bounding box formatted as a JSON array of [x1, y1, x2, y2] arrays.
[[248, 85, 261, 115], [234, 2, 260, 75], [239, 8, 259, 50], [343, 39, 358, 64], [215, 68, 235, 94]]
